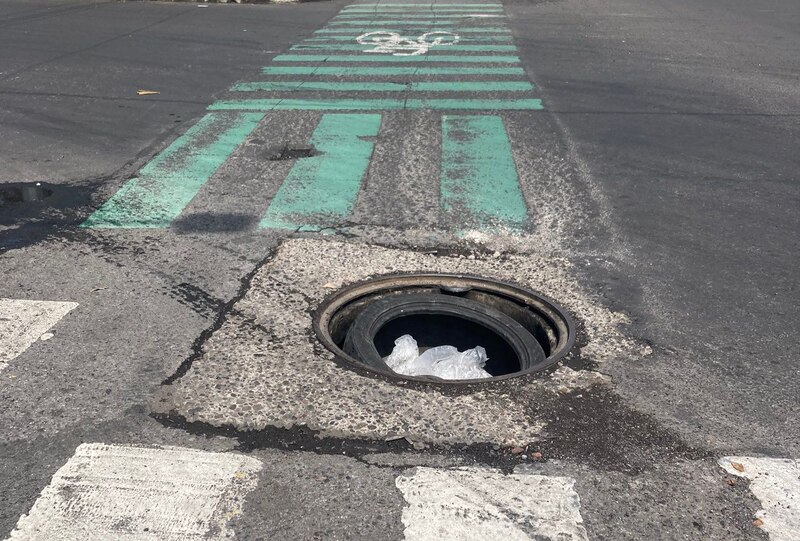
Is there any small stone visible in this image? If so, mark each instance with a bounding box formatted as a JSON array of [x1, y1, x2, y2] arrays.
[[532, 452, 543, 461], [753, 518, 764, 527], [510, 447, 525, 455]]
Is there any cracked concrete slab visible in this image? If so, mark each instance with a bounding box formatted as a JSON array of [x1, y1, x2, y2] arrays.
[[152, 237, 644, 446]]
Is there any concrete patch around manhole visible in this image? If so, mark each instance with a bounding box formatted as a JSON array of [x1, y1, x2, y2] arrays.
[[152, 238, 641, 447]]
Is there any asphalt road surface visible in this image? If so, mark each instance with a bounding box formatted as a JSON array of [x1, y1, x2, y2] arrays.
[[1, 0, 798, 540]]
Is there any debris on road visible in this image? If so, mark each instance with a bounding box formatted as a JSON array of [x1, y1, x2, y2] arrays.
[[136, 90, 160, 96], [383, 334, 492, 380]]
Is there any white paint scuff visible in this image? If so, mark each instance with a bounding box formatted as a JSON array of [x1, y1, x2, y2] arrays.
[[5, 443, 263, 541], [396, 467, 589, 541], [0, 298, 78, 372], [719, 456, 800, 541]]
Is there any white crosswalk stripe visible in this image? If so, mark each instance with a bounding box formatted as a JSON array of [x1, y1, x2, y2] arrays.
[[395, 467, 589, 541], [0, 298, 77, 373], [719, 456, 800, 541], [4, 443, 263, 541]]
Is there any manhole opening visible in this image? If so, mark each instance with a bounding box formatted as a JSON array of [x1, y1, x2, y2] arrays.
[[374, 314, 521, 376], [0, 183, 53, 204], [314, 274, 575, 385]]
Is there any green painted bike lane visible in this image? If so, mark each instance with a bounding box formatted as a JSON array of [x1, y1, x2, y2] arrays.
[[84, 0, 539, 234]]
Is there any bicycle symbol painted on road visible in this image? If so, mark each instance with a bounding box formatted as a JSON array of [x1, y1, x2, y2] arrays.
[[356, 31, 460, 56]]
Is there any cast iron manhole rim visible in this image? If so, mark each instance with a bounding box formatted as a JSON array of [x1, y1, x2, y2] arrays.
[[313, 273, 576, 385]]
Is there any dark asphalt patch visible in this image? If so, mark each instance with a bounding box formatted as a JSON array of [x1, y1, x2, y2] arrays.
[[0, 180, 101, 254]]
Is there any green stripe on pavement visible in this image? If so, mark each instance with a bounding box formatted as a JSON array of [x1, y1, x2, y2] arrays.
[[290, 44, 516, 52], [315, 27, 510, 34], [339, 10, 503, 14], [81, 112, 263, 228], [301, 35, 513, 42], [440, 115, 527, 231], [261, 66, 525, 75], [328, 20, 493, 25], [209, 99, 543, 111], [260, 114, 381, 230], [232, 81, 533, 92], [345, 3, 502, 6], [273, 54, 520, 63], [331, 12, 505, 18]]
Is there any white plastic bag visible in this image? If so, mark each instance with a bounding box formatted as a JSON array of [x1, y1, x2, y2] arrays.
[[383, 334, 492, 380], [384, 334, 419, 371]]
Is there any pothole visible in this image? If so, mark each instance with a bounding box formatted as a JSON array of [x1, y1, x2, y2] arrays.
[[264, 143, 318, 161], [314, 273, 575, 384]]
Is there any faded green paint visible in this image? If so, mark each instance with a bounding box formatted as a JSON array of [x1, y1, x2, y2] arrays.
[[343, 3, 502, 7], [232, 81, 533, 92], [338, 9, 502, 14], [209, 99, 543, 111], [315, 27, 510, 34], [81, 112, 263, 228], [301, 35, 513, 42], [273, 54, 520, 63], [344, 4, 502, 7], [290, 44, 516, 52], [261, 66, 525, 75], [329, 20, 485, 25], [260, 114, 381, 229], [440, 115, 527, 231], [339, 10, 503, 15]]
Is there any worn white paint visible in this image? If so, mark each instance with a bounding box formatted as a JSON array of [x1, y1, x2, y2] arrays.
[[396, 467, 589, 541], [357, 31, 459, 56], [0, 298, 78, 372], [5, 443, 263, 541], [719, 456, 800, 541]]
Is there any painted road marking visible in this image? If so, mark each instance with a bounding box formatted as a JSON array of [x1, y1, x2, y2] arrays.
[[315, 27, 511, 34], [0, 299, 78, 373], [345, 3, 503, 7], [719, 457, 800, 541], [260, 113, 381, 230], [290, 44, 517, 52], [396, 468, 589, 541], [210, 99, 543, 111], [87, 0, 543, 233], [441, 115, 527, 231], [261, 66, 524, 75], [82, 112, 263, 228], [302, 35, 513, 42], [343, 9, 503, 12], [5, 443, 262, 541], [356, 31, 459, 56], [232, 81, 533, 92], [328, 20, 488, 26], [273, 54, 521, 63], [336, 14, 503, 18]]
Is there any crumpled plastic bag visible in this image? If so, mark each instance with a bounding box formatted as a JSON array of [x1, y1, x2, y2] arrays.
[[383, 334, 492, 380]]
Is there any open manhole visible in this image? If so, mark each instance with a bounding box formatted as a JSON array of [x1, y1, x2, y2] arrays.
[[314, 274, 575, 384]]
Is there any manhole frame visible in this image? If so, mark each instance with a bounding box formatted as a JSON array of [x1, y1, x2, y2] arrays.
[[313, 272, 576, 385]]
